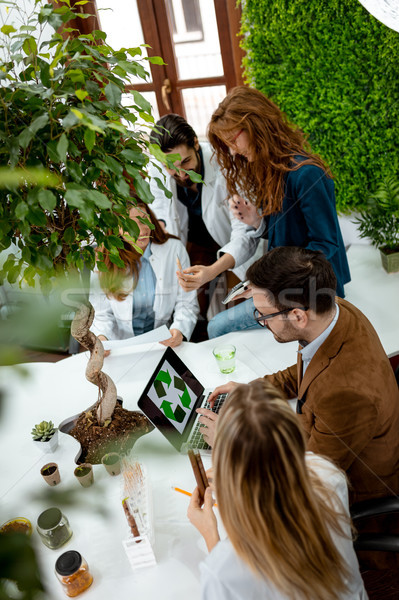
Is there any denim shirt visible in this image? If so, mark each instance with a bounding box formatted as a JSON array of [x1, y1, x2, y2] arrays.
[[132, 244, 156, 336]]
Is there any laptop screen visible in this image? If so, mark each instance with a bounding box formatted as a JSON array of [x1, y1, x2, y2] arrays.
[[138, 347, 205, 451]]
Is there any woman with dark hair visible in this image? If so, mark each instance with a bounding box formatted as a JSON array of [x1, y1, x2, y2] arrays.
[[89, 201, 199, 347], [188, 381, 367, 600], [206, 86, 350, 338]]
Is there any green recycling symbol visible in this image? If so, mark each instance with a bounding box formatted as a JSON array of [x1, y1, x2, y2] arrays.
[[155, 370, 192, 423]]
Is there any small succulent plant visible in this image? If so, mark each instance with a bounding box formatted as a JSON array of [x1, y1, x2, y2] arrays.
[[31, 421, 56, 442]]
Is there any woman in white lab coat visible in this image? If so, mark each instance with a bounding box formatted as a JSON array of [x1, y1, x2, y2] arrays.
[[89, 202, 199, 347], [187, 380, 367, 600]]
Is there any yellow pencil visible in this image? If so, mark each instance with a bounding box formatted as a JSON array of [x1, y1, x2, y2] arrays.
[[171, 486, 217, 506], [176, 256, 183, 273], [172, 486, 191, 497]]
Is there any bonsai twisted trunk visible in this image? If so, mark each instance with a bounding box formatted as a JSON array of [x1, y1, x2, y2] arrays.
[[71, 303, 117, 424]]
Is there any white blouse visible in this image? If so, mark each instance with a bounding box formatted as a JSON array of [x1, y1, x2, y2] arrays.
[[200, 453, 368, 600]]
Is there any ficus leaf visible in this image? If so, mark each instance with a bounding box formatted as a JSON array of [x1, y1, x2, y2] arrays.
[[145, 55, 165, 65], [84, 128, 95, 154], [38, 189, 57, 212], [56, 133, 68, 162], [75, 89, 88, 101], [1, 24, 16, 35], [104, 82, 121, 107]]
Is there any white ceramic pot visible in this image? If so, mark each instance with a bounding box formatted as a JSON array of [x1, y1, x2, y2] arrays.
[[33, 429, 59, 453]]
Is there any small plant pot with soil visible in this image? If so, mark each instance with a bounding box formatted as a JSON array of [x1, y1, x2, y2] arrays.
[[74, 464, 94, 488], [101, 452, 121, 476], [41, 462, 61, 486]]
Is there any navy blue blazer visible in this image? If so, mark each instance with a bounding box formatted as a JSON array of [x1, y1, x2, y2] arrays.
[[264, 164, 350, 297]]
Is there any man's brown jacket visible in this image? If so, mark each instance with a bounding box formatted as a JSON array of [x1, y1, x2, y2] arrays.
[[265, 298, 399, 504]]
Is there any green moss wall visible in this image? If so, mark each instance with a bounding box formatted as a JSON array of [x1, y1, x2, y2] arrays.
[[240, 0, 399, 212]]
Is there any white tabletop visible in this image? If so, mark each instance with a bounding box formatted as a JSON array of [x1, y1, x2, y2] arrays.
[[1, 243, 398, 599], [0, 338, 273, 600], [344, 244, 399, 355]]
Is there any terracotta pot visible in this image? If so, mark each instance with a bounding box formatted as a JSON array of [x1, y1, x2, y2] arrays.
[[74, 463, 94, 487], [101, 452, 121, 476], [41, 462, 60, 486]]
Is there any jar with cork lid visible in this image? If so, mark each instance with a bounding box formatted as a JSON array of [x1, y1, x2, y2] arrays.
[[55, 551, 93, 597]]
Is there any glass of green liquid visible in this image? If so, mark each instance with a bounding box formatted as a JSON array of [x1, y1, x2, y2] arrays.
[[213, 344, 236, 374]]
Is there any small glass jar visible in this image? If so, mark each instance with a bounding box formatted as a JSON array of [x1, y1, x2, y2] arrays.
[[36, 507, 73, 550], [55, 551, 93, 597], [0, 517, 32, 536]]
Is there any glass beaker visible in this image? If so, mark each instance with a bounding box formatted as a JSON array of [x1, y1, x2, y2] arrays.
[[36, 507, 73, 550]]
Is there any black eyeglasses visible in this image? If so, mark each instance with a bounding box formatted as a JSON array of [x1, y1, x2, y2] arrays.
[[253, 307, 309, 327]]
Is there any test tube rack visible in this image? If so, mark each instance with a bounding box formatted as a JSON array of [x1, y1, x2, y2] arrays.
[[120, 458, 156, 571]]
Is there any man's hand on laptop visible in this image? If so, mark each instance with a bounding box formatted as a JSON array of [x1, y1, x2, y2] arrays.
[[207, 381, 239, 408], [196, 408, 218, 447]]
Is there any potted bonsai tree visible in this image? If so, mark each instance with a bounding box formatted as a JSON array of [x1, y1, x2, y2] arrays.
[[31, 420, 59, 453], [355, 176, 399, 273], [0, 0, 172, 462]]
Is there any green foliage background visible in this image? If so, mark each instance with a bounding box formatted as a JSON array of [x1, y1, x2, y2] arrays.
[[240, 0, 399, 212]]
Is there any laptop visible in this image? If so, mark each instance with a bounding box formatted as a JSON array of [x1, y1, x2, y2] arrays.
[[137, 347, 227, 455]]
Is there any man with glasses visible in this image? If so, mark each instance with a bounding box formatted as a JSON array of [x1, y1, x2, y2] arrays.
[[203, 246, 399, 505]]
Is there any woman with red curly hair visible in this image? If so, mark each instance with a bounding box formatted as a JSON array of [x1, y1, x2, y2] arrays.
[[206, 87, 350, 338]]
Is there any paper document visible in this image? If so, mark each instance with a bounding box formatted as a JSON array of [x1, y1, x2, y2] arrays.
[[102, 325, 170, 350]]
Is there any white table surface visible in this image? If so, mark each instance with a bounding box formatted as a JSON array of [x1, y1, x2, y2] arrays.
[[344, 244, 399, 355], [0, 337, 276, 600], [1, 243, 398, 599]]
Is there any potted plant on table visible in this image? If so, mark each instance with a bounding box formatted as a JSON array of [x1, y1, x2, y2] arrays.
[[355, 176, 399, 273], [0, 0, 169, 463], [31, 420, 59, 453]]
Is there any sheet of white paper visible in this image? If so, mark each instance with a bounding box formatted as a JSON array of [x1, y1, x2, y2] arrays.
[[102, 325, 170, 350]]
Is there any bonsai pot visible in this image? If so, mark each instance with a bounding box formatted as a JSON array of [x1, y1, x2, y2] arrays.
[[59, 397, 153, 465], [380, 248, 399, 273]]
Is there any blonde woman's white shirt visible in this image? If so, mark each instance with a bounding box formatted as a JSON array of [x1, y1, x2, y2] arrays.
[[200, 452, 368, 600], [148, 142, 259, 280], [89, 238, 199, 341]]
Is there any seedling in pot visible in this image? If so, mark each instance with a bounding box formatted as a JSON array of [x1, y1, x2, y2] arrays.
[[40, 462, 61, 486], [74, 464, 94, 487], [101, 452, 121, 476]]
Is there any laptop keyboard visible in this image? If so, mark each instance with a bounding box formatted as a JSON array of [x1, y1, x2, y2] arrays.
[[188, 393, 227, 450]]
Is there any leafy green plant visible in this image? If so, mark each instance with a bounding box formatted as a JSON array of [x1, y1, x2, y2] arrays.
[[0, 0, 171, 289], [354, 177, 399, 252], [240, 0, 399, 213], [31, 419, 56, 441]]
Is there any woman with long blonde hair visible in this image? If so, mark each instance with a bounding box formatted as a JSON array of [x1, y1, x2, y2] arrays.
[[89, 201, 199, 347], [188, 381, 367, 600], [206, 86, 350, 338]]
